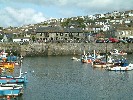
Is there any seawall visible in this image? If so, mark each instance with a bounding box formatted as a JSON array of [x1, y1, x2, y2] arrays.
[[21, 43, 133, 56], [0, 43, 132, 56]]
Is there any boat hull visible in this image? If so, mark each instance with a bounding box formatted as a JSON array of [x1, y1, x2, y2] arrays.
[[92, 61, 113, 68], [81, 59, 92, 63], [0, 87, 23, 96], [0, 63, 14, 69], [110, 53, 127, 55], [107, 64, 133, 71], [0, 75, 28, 84]]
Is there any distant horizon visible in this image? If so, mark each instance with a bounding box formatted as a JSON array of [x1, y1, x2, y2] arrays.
[[1, 0, 133, 28]]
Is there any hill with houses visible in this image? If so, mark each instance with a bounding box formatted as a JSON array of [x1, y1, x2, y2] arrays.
[[0, 10, 133, 43]]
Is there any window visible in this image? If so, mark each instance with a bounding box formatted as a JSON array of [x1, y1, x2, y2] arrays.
[[60, 33, 63, 36], [40, 33, 42, 36]]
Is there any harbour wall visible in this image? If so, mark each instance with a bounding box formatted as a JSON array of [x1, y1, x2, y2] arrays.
[[0, 43, 132, 56], [18, 43, 133, 56]]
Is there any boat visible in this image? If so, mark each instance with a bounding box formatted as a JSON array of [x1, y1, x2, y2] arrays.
[[71, 57, 80, 61], [110, 49, 127, 55], [92, 62, 113, 68], [0, 50, 20, 69], [0, 62, 14, 69], [92, 43, 115, 68], [106, 58, 133, 71], [0, 84, 23, 96], [0, 73, 28, 84], [0, 83, 23, 88], [81, 54, 93, 63], [0, 60, 28, 84], [81, 50, 98, 64], [92, 57, 114, 68]]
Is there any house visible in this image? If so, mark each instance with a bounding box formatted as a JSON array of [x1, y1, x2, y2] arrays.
[[1, 34, 9, 42], [36, 26, 84, 42], [13, 37, 30, 43]]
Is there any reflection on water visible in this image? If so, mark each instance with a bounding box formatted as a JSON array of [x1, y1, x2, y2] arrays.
[[4, 55, 133, 100]]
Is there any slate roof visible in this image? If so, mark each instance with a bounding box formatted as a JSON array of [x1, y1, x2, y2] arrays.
[[36, 27, 83, 33]]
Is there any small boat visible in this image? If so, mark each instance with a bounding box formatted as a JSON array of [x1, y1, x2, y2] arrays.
[[0, 62, 14, 69], [92, 56, 114, 68], [107, 63, 133, 71], [0, 84, 23, 96], [0, 60, 28, 83], [110, 49, 127, 55], [71, 57, 80, 61], [0, 83, 23, 87], [92, 60, 113, 68], [107, 58, 133, 71], [81, 55, 93, 63], [81, 50, 98, 64], [0, 72, 28, 84]]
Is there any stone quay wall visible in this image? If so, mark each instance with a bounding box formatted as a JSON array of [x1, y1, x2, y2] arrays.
[[0, 43, 132, 56], [21, 43, 133, 56]]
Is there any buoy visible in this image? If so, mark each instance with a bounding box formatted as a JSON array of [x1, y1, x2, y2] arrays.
[[7, 96, 10, 100], [125, 68, 128, 71]]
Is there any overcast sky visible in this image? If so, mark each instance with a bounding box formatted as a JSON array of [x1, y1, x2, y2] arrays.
[[0, 0, 133, 28]]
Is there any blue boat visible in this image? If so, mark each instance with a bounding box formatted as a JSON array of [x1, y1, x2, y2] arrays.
[[0, 84, 23, 96], [0, 60, 28, 84], [7, 56, 17, 62], [0, 74, 28, 84]]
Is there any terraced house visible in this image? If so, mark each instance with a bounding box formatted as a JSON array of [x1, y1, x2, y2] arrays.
[[35, 26, 85, 43]]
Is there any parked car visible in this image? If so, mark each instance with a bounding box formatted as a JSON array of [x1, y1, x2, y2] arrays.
[[119, 39, 128, 43], [126, 38, 133, 43], [95, 39, 105, 43], [109, 38, 120, 43]]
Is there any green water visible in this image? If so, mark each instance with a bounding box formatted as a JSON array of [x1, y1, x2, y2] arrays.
[[11, 54, 133, 100]]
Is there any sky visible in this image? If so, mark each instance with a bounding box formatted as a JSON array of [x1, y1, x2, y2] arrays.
[[0, 0, 133, 28]]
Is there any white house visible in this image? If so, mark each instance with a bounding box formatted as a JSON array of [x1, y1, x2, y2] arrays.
[[102, 25, 110, 31], [13, 38, 30, 43]]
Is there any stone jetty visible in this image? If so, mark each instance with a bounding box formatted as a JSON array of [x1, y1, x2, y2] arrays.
[[0, 43, 132, 56]]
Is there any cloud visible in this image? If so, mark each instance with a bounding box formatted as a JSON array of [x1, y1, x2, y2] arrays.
[[0, 7, 47, 27], [2, 0, 133, 9], [1, 0, 133, 27], [1, 0, 133, 15]]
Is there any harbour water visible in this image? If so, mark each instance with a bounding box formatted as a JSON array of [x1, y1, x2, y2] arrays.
[[10, 54, 133, 100]]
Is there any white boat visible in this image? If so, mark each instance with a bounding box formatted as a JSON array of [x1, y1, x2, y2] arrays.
[[0, 84, 23, 96], [110, 49, 127, 55], [81, 55, 93, 63], [92, 56, 114, 68], [106, 58, 133, 71], [107, 63, 133, 71], [71, 57, 80, 61], [92, 62, 113, 68], [0, 83, 23, 87]]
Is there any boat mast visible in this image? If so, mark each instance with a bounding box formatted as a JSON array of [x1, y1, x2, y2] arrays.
[[19, 59, 23, 77], [105, 43, 108, 63], [94, 50, 96, 59], [83, 45, 85, 55]]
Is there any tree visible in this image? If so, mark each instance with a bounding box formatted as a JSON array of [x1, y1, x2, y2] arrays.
[[32, 36, 36, 42]]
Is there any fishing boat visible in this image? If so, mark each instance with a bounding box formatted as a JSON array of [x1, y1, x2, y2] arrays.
[[106, 59, 133, 71], [0, 84, 23, 96], [0, 73, 28, 84], [81, 50, 98, 64], [0, 50, 20, 69], [71, 57, 80, 61], [0, 83, 23, 88], [0, 60, 28, 84], [81, 54, 93, 63], [110, 49, 127, 55], [0, 62, 14, 69], [92, 57, 114, 68]]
